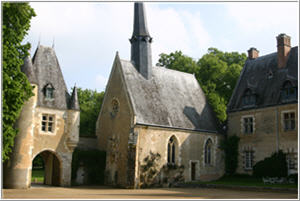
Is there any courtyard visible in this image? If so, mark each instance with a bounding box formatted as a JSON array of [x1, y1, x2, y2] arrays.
[[2, 185, 298, 199]]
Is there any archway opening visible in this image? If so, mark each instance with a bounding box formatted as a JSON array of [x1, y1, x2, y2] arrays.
[[31, 151, 61, 186]]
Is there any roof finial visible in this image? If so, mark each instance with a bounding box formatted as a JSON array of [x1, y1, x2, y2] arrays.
[[52, 37, 55, 49], [38, 33, 41, 46]]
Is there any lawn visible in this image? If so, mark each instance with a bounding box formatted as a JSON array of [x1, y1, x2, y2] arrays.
[[188, 175, 298, 189], [31, 169, 44, 183]]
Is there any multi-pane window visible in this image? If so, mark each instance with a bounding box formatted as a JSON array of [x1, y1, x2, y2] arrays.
[[204, 139, 213, 165], [243, 117, 253, 134], [281, 81, 297, 102], [242, 89, 256, 106], [41, 114, 55, 132], [283, 112, 295, 131], [167, 136, 177, 164], [244, 151, 254, 170]]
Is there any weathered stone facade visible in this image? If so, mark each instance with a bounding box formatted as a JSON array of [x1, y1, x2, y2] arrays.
[[3, 46, 80, 189], [227, 33, 298, 175], [227, 104, 298, 174], [96, 4, 225, 187]]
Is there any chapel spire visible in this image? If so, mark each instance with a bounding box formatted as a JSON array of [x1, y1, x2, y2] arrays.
[[130, 2, 152, 79]]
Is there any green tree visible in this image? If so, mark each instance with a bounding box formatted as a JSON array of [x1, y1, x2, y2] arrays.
[[76, 88, 105, 137], [2, 3, 36, 162], [157, 48, 247, 123]]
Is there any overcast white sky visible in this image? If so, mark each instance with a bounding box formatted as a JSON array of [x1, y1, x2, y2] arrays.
[[24, 2, 299, 92]]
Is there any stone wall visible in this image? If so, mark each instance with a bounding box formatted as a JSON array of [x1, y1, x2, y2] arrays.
[[134, 125, 225, 188], [227, 103, 298, 174], [96, 58, 134, 187]]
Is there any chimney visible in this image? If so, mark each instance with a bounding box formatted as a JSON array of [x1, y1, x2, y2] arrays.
[[276, 33, 291, 68], [247, 47, 259, 59]]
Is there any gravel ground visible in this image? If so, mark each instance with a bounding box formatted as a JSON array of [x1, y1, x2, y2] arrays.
[[2, 185, 298, 199]]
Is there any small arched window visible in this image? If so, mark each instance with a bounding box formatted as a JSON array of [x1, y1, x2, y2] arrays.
[[204, 139, 213, 165], [281, 81, 297, 102], [167, 136, 178, 164], [43, 83, 54, 100], [242, 89, 256, 106]]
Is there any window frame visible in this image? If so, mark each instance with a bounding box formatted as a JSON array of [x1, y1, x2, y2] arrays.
[[242, 115, 255, 134], [282, 111, 296, 132], [242, 89, 256, 107], [244, 151, 254, 170], [281, 81, 297, 102], [167, 136, 178, 165], [41, 114, 55, 133], [204, 139, 213, 165]]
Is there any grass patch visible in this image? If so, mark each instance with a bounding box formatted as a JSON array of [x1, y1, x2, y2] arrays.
[[31, 169, 44, 183], [187, 175, 298, 189]]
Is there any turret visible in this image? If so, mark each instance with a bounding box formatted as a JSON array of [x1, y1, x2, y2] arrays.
[[130, 2, 153, 79], [66, 86, 80, 151], [3, 71, 38, 188]]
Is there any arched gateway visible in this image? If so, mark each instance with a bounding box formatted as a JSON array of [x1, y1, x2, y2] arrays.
[[3, 45, 80, 189]]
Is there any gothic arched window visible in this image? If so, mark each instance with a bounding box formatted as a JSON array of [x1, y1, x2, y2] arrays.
[[204, 139, 213, 165], [167, 136, 178, 164], [281, 81, 297, 102], [242, 89, 256, 106]]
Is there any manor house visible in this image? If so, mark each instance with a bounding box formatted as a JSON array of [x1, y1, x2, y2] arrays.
[[227, 34, 298, 175]]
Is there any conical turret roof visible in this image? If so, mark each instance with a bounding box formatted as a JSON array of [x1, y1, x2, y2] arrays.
[[69, 86, 80, 110]]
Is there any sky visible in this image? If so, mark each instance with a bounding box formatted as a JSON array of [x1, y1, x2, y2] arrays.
[[24, 1, 299, 92]]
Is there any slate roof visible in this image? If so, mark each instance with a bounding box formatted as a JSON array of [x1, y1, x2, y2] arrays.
[[21, 56, 37, 84], [69, 86, 80, 110], [24, 45, 73, 110], [119, 58, 220, 133], [228, 46, 298, 112]]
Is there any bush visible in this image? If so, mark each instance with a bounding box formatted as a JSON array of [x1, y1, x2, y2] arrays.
[[253, 150, 287, 178], [71, 148, 106, 184]]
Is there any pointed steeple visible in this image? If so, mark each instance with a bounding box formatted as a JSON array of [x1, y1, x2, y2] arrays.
[[69, 85, 80, 110], [130, 2, 152, 79]]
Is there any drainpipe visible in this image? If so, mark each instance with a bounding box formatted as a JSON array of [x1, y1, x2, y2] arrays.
[[276, 107, 279, 152]]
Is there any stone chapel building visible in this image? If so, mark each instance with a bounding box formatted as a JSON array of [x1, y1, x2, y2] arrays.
[[96, 2, 224, 188], [227, 34, 298, 175], [3, 45, 80, 188]]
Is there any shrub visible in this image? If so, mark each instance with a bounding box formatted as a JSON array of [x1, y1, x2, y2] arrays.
[[71, 148, 106, 184], [253, 150, 287, 178]]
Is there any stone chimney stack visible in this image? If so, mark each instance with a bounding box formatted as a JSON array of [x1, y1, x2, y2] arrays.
[[247, 47, 259, 59], [276, 33, 291, 68]]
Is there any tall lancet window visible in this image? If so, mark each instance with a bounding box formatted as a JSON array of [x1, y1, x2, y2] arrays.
[[204, 139, 213, 165], [167, 136, 178, 164]]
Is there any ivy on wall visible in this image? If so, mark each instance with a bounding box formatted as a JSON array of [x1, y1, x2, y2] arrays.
[[220, 135, 240, 175]]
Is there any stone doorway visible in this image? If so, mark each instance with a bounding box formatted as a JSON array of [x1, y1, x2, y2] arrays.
[[191, 162, 197, 181], [31, 151, 61, 187]]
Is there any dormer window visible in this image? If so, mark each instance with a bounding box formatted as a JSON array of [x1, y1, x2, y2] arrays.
[[44, 83, 54, 100], [242, 89, 256, 107], [281, 81, 297, 102]]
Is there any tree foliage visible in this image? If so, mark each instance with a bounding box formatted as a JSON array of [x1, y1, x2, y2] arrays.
[[76, 88, 105, 137], [157, 48, 247, 123], [2, 3, 36, 162]]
